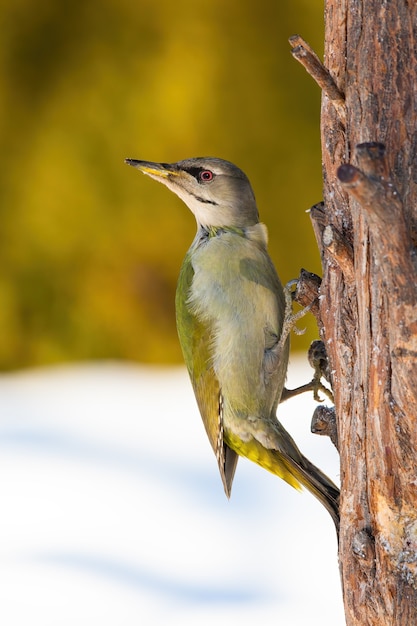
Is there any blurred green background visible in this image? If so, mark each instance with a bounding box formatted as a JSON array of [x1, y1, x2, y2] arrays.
[[1, 0, 323, 370]]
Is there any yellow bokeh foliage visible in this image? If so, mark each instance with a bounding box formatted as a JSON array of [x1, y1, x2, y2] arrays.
[[0, 0, 324, 369]]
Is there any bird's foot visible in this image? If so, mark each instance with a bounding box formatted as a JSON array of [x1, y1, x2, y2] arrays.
[[279, 283, 335, 404], [280, 339, 334, 403], [279, 279, 312, 345], [281, 379, 334, 403]]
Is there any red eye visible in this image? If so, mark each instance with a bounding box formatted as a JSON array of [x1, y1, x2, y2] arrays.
[[199, 170, 213, 182]]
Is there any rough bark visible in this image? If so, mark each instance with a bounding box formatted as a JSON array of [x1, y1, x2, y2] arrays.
[[293, 1, 417, 624]]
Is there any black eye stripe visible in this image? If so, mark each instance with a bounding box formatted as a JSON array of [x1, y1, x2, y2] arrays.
[[185, 167, 214, 182], [185, 167, 203, 179]]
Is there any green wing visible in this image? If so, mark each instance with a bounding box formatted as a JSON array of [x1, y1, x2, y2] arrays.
[[175, 252, 238, 496]]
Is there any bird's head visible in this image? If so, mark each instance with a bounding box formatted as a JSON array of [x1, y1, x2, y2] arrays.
[[125, 157, 259, 229]]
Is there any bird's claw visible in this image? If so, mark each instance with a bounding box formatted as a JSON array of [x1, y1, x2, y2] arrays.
[[279, 283, 335, 405]]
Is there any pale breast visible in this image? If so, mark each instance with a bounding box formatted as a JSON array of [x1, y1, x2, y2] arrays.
[[188, 230, 287, 419]]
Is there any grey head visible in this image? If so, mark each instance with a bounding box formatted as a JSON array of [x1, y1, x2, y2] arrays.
[[125, 157, 259, 229]]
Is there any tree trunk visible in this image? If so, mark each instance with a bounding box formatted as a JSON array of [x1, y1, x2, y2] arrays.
[[294, 1, 417, 624]]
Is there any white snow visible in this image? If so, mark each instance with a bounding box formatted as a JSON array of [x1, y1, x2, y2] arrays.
[[0, 358, 344, 625]]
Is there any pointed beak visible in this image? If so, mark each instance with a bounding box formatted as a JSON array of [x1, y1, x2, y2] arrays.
[[124, 159, 180, 180]]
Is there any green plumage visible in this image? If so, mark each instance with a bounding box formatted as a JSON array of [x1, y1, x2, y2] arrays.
[[175, 247, 238, 487], [126, 156, 340, 530], [175, 224, 339, 531]]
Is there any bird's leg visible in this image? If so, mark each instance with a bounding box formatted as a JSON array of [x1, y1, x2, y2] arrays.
[[307, 340, 334, 402], [279, 281, 334, 404], [281, 372, 334, 404], [278, 279, 311, 350]]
